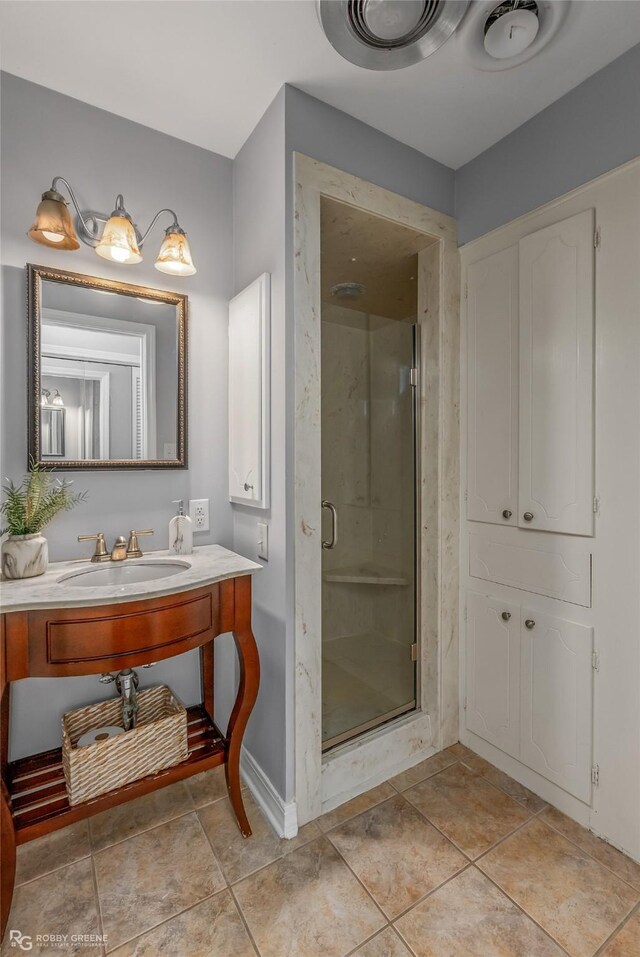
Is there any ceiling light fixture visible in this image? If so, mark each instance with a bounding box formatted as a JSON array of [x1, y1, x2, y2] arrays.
[[484, 1, 539, 59], [319, 0, 469, 70], [27, 177, 197, 276], [462, 0, 565, 72]]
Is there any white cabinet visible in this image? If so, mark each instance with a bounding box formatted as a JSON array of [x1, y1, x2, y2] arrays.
[[465, 593, 593, 803], [465, 210, 595, 538], [466, 247, 518, 526], [228, 274, 270, 508], [520, 608, 593, 804], [466, 592, 520, 756], [518, 210, 595, 535]]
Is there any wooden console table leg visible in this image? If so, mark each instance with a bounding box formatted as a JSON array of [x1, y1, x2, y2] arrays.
[[1, 647, 16, 942], [1, 779, 16, 942], [200, 642, 215, 723], [225, 576, 260, 838]]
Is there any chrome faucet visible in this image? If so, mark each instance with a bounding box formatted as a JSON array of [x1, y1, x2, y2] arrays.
[[99, 667, 140, 730]]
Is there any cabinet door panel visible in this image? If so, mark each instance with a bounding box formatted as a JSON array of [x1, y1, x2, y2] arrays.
[[519, 209, 595, 535], [466, 592, 520, 757], [467, 247, 518, 525], [520, 609, 593, 803]]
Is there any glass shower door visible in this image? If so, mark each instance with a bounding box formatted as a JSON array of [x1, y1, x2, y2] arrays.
[[321, 305, 417, 749]]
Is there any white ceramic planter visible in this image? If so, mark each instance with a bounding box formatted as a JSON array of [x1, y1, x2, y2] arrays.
[[1, 533, 48, 579]]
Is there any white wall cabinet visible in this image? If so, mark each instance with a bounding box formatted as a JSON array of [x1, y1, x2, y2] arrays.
[[466, 247, 519, 526], [520, 608, 593, 804], [465, 592, 593, 803], [228, 273, 270, 508], [466, 592, 520, 756], [466, 210, 595, 537], [518, 210, 595, 535]]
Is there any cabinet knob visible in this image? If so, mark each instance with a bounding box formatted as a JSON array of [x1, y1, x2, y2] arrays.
[[525, 618, 536, 630], [502, 509, 513, 520], [523, 512, 534, 522], [501, 611, 511, 621]]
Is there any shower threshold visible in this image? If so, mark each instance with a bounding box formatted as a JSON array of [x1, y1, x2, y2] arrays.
[[322, 700, 416, 752]]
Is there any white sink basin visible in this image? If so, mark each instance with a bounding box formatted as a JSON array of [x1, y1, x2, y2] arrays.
[[58, 559, 191, 588]]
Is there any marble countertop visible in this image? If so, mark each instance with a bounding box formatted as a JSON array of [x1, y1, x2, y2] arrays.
[[0, 544, 262, 613]]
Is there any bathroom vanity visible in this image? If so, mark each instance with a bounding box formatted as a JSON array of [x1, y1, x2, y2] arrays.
[[0, 544, 261, 937]]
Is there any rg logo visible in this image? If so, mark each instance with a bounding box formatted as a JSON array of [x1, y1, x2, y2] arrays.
[[8, 930, 32, 951]]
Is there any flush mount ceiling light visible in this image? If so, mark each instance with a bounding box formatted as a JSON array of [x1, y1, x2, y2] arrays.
[[27, 177, 197, 276], [462, 0, 570, 71], [319, 0, 469, 70], [484, 1, 539, 58]]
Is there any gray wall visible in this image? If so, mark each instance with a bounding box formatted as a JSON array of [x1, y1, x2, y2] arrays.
[[455, 43, 640, 244], [231, 90, 291, 799], [285, 85, 455, 216], [1, 73, 235, 759]]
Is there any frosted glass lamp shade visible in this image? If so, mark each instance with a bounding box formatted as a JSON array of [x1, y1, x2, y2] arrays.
[[28, 191, 80, 250], [154, 228, 197, 277], [95, 215, 142, 265]]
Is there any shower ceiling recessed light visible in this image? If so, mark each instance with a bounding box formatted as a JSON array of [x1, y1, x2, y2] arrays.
[[331, 281, 366, 300], [319, 0, 470, 70]]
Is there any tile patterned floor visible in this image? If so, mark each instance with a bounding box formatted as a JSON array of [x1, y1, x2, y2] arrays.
[[4, 746, 640, 957]]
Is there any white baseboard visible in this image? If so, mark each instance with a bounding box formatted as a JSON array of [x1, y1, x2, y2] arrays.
[[241, 748, 298, 839]]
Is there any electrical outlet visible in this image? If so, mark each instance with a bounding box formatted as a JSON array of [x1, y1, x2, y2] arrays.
[[189, 499, 209, 532]]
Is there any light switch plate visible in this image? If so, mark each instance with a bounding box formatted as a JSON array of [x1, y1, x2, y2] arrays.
[[189, 499, 210, 532], [257, 522, 269, 560]]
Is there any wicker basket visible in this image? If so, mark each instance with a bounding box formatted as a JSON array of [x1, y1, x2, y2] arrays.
[[62, 685, 188, 806]]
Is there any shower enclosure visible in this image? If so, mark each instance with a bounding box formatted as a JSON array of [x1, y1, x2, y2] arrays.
[[295, 155, 459, 824], [321, 275, 418, 749]]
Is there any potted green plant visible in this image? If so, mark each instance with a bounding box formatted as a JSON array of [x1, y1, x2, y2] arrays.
[[1, 464, 87, 580]]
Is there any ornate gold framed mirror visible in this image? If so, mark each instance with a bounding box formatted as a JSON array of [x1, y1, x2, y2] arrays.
[[27, 264, 187, 470]]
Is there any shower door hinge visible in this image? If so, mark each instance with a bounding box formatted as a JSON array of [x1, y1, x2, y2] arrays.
[[594, 227, 601, 250], [592, 651, 600, 672], [410, 643, 418, 662], [592, 765, 600, 786], [410, 367, 418, 388]]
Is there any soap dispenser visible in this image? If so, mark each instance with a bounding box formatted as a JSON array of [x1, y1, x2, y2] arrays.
[[169, 500, 193, 555]]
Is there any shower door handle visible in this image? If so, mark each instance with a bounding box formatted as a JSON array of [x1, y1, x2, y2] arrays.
[[321, 501, 338, 550]]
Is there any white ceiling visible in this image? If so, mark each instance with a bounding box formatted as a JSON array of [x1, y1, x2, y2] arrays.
[[1, 0, 639, 168]]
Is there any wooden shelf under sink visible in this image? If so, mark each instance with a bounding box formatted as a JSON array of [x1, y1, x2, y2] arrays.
[[7, 705, 225, 843]]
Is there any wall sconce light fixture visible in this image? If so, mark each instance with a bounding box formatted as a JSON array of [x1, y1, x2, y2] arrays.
[[28, 177, 196, 277]]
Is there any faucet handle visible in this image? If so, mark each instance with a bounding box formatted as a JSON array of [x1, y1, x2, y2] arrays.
[[78, 532, 109, 563], [126, 529, 154, 559]]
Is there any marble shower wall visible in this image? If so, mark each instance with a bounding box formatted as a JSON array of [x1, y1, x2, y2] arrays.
[[321, 304, 415, 650], [370, 316, 416, 650], [321, 304, 373, 643]]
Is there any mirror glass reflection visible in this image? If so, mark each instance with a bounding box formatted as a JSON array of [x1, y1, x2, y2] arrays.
[[30, 268, 186, 468]]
